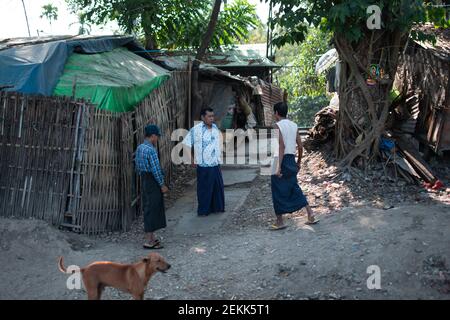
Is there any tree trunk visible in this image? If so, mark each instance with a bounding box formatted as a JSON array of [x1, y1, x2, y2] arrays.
[[142, 10, 158, 50], [191, 0, 222, 123], [334, 29, 405, 169], [144, 32, 158, 50]]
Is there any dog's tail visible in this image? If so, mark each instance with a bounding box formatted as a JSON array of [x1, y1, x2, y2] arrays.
[[58, 256, 67, 273]]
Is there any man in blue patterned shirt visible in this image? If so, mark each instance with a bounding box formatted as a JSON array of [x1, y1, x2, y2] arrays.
[[135, 124, 168, 249], [183, 107, 225, 216]]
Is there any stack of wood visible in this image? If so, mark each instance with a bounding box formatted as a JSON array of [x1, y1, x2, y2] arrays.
[[391, 90, 420, 134], [382, 90, 444, 189], [308, 106, 338, 142], [396, 135, 443, 189], [380, 135, 444, 190]]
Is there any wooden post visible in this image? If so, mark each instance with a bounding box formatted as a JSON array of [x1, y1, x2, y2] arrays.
[[188, 56, 192, 128], [72, 76, 78, 98]]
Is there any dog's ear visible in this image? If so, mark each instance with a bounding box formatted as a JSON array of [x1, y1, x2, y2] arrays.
[[142, 257, 151, 264]]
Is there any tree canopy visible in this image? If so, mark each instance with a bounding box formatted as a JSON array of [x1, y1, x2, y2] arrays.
[[265, 0, 449, 167], [65, 0, 259, 49], [277, 27, 331, 98], [40, 3, 58, 26], [265, 0, 450, 47], [275, 27, 332, 127]]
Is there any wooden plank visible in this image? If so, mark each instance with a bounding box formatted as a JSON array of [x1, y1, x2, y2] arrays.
[[396, 135, 437, 183]]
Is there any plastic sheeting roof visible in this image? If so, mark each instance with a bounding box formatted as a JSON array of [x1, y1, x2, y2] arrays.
[[0, 35, 149, 96], [53, 47, 169, 112], [315, 48, 338, 75], [150, 43, 279, 70]]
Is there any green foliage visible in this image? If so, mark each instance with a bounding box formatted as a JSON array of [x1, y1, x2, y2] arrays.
[[65, 0, 259, 49], [243, 21, 267, 44], [263, 0, 449, 47], [289, 95, 330, 127], [40, 3, 58, 25], [69, 13, 92, 35], [211, 0, 259, 47], [275, 27, 331, 127], [276, 28, 331, 98], [267, 1, 449, 129]]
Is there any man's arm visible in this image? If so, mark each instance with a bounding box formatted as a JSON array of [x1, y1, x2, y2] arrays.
[[214, 126, 223, 165], [182, 128, 196, 167], [296, 131, 303, 168], [190, 148, 196, 167], [148, 147, 168, 193], [275, 124, 285, 176]]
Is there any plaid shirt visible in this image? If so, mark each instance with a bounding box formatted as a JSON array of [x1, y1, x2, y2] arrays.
[[135, 140, 165, 187]]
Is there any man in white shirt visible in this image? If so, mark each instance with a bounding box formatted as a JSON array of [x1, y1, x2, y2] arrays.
[[270, 102, 319, 230], [182, 107, 225, 216]]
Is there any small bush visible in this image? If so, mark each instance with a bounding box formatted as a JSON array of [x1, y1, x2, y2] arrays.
[[289, 95, 330, 128]]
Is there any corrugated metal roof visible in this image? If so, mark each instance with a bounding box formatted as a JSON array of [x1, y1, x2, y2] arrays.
[[0, 34, 137, 51], [150, 43, 280, 69], [413, 25, 450, 61]]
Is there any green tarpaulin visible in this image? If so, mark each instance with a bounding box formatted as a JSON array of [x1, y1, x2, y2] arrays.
[[53, 47, 170, 112]]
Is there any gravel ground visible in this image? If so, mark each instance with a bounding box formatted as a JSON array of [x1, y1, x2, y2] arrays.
[[228, 143, 450, 229], [0, 150, 449, 300]]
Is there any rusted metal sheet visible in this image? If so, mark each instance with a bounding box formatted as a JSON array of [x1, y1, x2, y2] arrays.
[[260, 83, 284, 126]]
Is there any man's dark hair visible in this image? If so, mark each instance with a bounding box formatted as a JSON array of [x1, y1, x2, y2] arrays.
[[200, 107, 214, 117], [274, 102, 288, 117]]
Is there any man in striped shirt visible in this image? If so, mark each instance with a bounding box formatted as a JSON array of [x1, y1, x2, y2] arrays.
[[135, 124, 168, 249]]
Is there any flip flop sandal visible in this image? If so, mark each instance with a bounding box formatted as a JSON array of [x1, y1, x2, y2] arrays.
[[305, 218, 320, 225], [143, 242, 164, 249], [269, 224, 288, 231]]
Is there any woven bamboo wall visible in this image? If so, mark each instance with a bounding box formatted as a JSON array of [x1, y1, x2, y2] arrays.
[[120, 71, 189, 232], [0, 71, 189, 234], [0, 92, 90, 226], [74, 109, 123, 234]]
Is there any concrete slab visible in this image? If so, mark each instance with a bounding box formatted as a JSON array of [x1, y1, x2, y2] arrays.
[[167, 186, 252, 236], [221, 168, 258, 186], [222, 137, 277, 169], [165, 166, 258, 235]]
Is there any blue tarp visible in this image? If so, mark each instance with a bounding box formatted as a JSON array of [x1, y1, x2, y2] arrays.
[[0, 36, 144, 96], [0, 41, 67, 95]]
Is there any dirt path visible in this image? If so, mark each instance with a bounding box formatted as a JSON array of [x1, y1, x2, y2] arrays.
[[0, 164, 449, 300]]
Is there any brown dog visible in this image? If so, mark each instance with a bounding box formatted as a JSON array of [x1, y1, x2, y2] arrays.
[[58, 253, 171, 300]]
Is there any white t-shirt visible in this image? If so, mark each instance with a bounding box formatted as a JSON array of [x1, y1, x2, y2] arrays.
[[276, 119, 298, 155]]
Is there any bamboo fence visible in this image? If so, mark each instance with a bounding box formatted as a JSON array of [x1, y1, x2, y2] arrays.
[[0, 71, 189, 234]]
